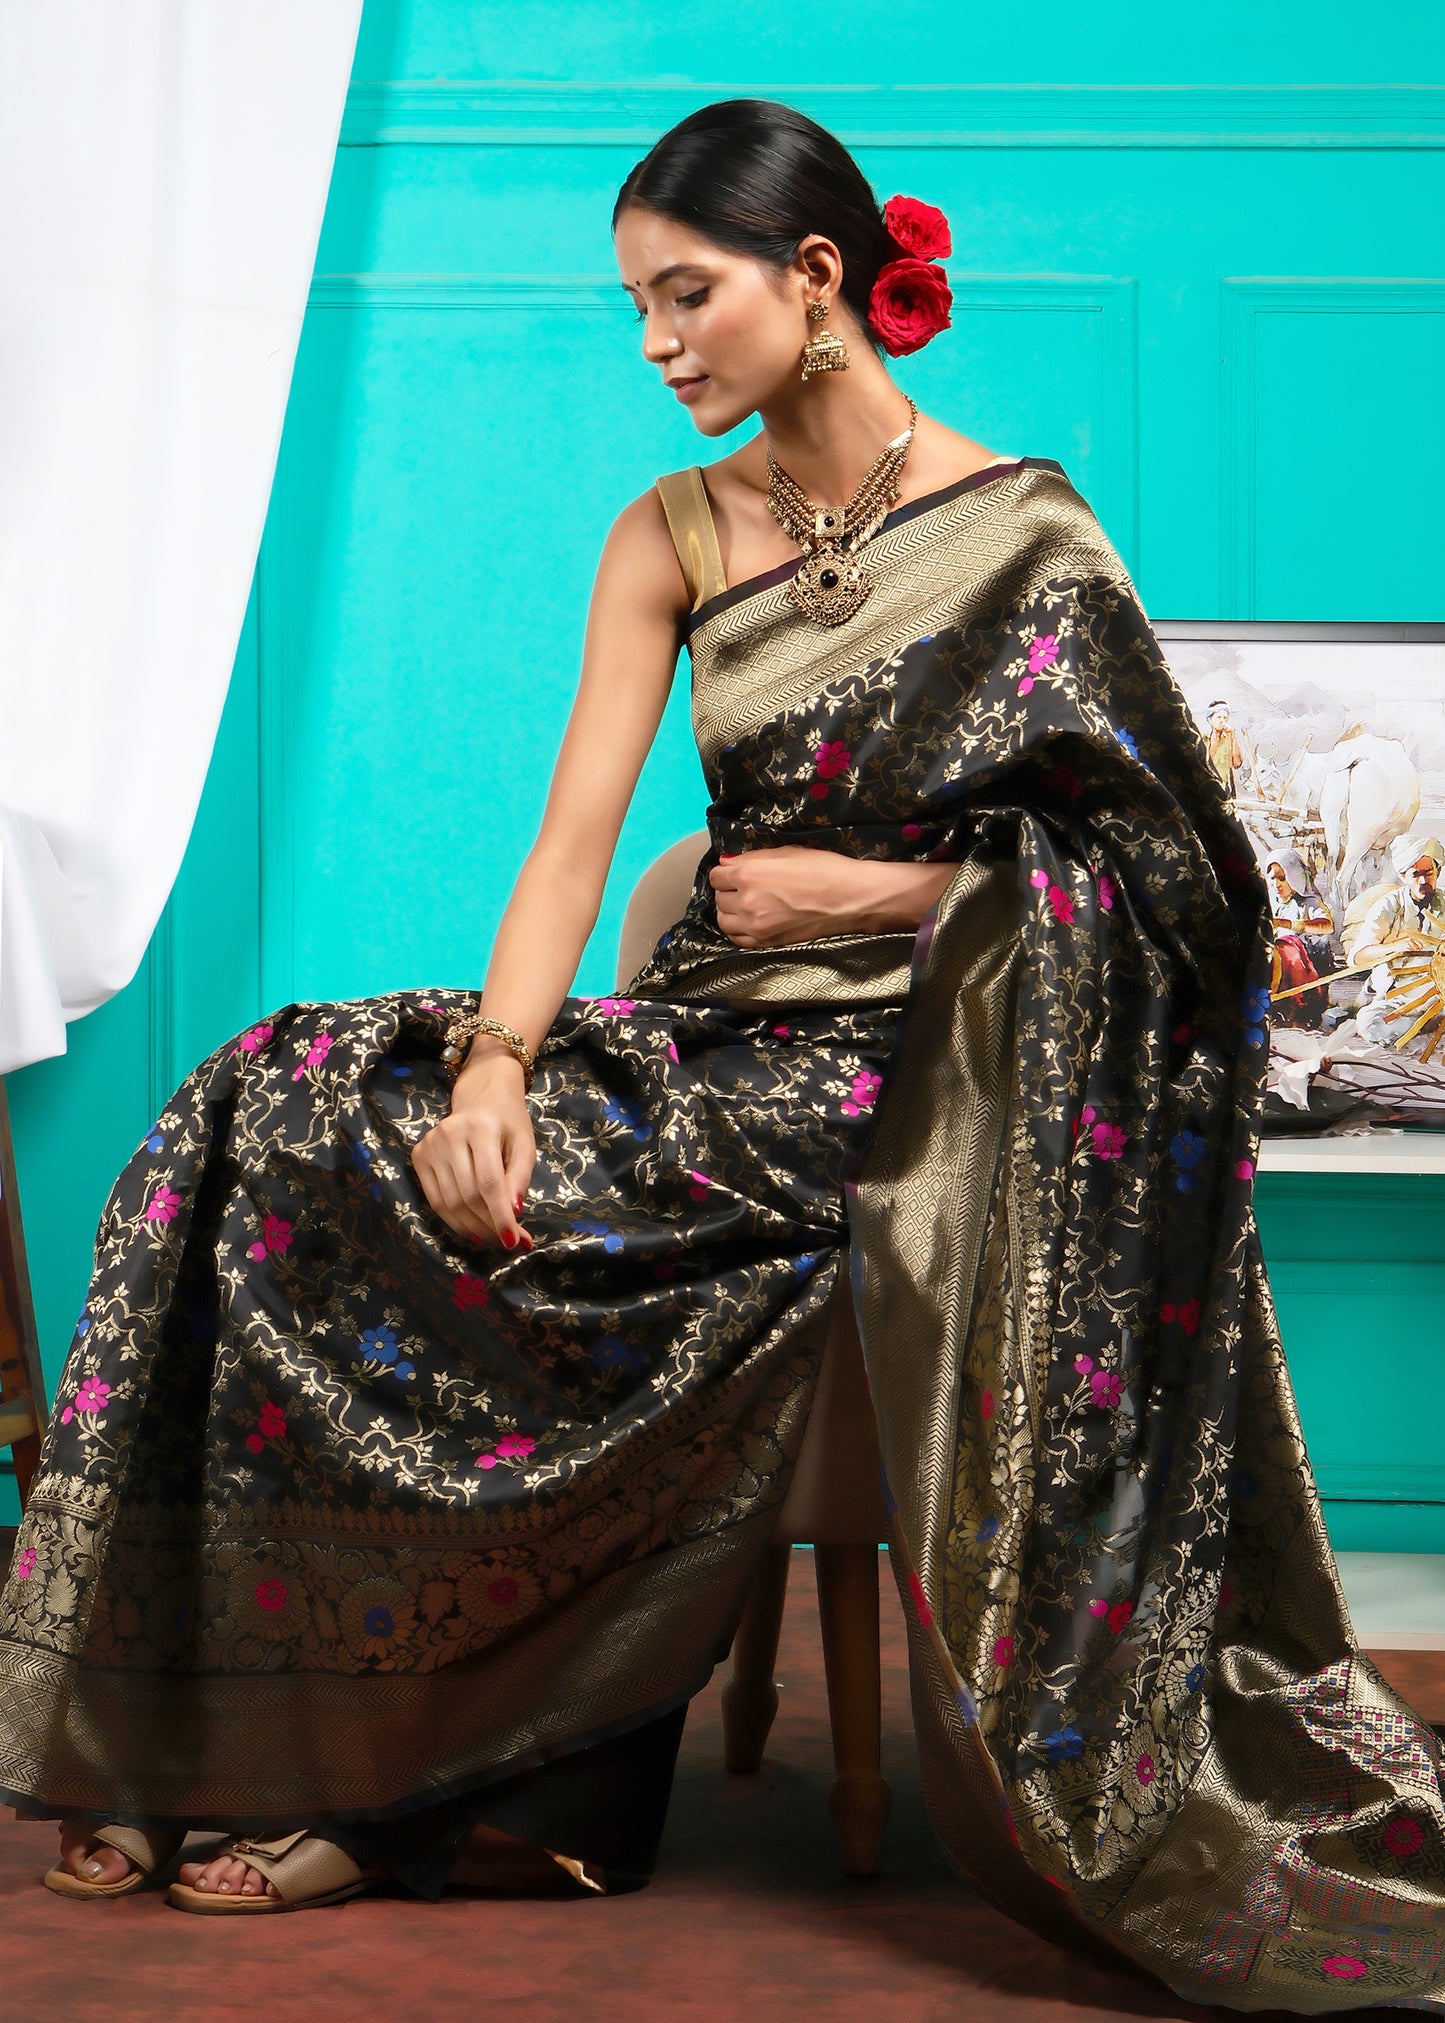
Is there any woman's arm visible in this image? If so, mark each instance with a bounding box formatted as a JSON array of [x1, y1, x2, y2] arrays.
[[412, 489, 689, 1251], [709, 846, 957, 950]]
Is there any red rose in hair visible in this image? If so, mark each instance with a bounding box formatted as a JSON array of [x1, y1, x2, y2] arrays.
[[883, 194, 952, 263], [869, 257, 953, 358]]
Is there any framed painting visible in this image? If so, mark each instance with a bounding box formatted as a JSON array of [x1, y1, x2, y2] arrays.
[[1157, 620, 1445, 1133]]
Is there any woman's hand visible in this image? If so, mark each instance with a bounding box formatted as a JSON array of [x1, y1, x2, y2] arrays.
[[412, 1041, 535, 1251], [708, 846, 958, 949]]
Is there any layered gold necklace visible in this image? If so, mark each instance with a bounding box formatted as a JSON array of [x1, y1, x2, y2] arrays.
[[766, 397, 918, 626]]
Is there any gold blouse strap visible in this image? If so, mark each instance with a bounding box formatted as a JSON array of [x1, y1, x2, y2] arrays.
[[655, 467, 728, 614]]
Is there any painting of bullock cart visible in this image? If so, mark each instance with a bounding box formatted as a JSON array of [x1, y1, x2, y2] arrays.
[[1157, 620, 1445, 1129]]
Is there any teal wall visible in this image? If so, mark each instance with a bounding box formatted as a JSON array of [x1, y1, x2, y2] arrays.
[[6, 4, 1445, 1542]]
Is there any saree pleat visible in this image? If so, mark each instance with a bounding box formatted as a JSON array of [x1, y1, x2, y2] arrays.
[[1, 453, 1442, 2006]]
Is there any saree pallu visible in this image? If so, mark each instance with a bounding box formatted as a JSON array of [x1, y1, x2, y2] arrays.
[[2, 455, 1442, 2007]]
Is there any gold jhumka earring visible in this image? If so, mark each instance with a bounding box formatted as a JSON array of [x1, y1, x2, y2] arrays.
[[799, 298, 849, 382]]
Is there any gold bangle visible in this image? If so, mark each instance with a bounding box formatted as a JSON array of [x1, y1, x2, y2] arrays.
[[441, 1013, 535, 1090]]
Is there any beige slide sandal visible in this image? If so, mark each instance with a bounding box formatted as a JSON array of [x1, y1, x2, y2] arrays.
[[45, 1822, 187, 1899], [166, 1828, 384, 1914]]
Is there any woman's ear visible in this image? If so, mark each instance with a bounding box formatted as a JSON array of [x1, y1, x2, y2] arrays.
[[793, 233, 845, 310]]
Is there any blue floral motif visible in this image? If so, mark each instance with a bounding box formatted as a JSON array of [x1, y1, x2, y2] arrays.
[[1043, 1725, 1084, 1762], [361, 1326, 400, 1365], [1185, 1664, 1205, 1693], [389, 1064, 412, 1079], [590, 1332, 646, 1375], [1242, 984, 1271, 1049], [75, 1310, 92, 1338], [977, 1515, 1000, 1543], [604, 1097, 652, 1141], [363, 1606, 395, 1637], [1114, 724, 1140, 761], [794, 1252, 820, 1276], [144, 1124, 165, 1154], [1169, 1129, 1208, 1193], [573, 1217, 624, 1254], [394, 1361, 416, 1382]]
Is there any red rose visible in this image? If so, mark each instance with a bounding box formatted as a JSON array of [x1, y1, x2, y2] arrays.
[[868, 257, 954, 358], [883, 194, 952, 262]]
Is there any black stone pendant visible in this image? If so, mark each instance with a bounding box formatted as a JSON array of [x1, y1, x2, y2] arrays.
[[787, 544, 873, 626]]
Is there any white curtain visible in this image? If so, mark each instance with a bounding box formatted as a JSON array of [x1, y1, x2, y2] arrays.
[[0, 1, 362, 1074]]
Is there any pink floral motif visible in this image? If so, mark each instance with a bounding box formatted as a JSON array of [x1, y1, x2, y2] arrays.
[[901, 822, 922, 841], [1047, 883, 1074, 924], [841, 1070, 883, 1117], [60, 1376, 112, 1425], [772, 1024, 791, 1038], [1136, 1752, 1156, 1786], [992, 1635, 1014, 1667], [1218, 1577, 1235, 1609], [255, 1578, 288, 1613], [906, 1570, 933, 1628], [452, 1273, 490, 1312], [475, 1433, 536, 1472], [291, 1032, 333, 1081], [1044, 761, 1082, 800], [1091, 1121, 1128, 1161], [245, 1434, 264, 1455], [1097, 873, 1116, 912], [592, 997, 637, 1016], [258, 1401, 287, 1440], [1017, 672, 1034, 696], [1028, 633, 1059, 673], [1320, 1958, 1367, 1981], [980, 1388, 995, 1422], [488, 1576, 520, 1607], [687, 1169, 712, 1202], [1073, 1355, 1094, 1375], [1089, 1369, 1123, 1410], [14, 1546, 36, 1580], [1072, 1103, 1097, 1144], [1107, 1601, 1134, 1635], [1089, 1598, 1108, 1618], [145, 1184, 181, 1224], [247, 1215, 293, 1263], [813, 739, 852, 779], [1235, 1158, 1255, 1181], [1029, 868, 1049, 889], [232, 1022, 275, 1057], [1177, 1297, 1200, 1336], [667, 1042, 680, 1063], [1171, 1022, 1192, 1044], [1382, 1816, 1425, 1858]]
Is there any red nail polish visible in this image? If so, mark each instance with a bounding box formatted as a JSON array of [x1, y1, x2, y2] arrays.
[[514, 1195, 525, 1215], [500, 1229, 517, 1249]]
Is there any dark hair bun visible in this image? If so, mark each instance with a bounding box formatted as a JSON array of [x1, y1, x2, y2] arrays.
[[613, 98, 897, 342]]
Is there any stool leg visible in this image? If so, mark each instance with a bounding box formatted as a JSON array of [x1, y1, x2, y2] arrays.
[[721, 1544, 791, 1773], [814, 1542, 891, 1877]]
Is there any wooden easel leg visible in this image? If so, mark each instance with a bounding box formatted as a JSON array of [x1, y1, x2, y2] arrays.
[[815, 1542, 891, 1877], [721, 1543, 791, 1773]]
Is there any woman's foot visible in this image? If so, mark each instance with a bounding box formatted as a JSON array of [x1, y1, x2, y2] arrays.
[[48, 1819, 186, 1898], [174, 1849, 277, 1900]]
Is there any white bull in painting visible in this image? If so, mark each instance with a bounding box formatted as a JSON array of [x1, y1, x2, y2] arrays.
[[1276, 732, 1420, 909]]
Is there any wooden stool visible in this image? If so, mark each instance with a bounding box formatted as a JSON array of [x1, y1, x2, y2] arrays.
[[618, 833, 892, 1877], [0, 1081, 46, 1511]]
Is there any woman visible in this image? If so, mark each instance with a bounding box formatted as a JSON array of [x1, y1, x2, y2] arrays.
[[3, 97, 1443, 2008]]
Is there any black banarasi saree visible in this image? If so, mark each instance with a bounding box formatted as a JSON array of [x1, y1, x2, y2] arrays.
[[2, 456, 1442, 2007]]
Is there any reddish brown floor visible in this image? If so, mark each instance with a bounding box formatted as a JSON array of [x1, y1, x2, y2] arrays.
[[0, 1548, 1401, 2023]]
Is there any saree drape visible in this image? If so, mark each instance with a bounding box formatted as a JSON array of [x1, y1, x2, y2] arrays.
[[2, 455, 1442, 2008]]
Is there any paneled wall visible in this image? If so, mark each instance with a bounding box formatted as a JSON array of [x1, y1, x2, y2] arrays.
[[7, 3, 1444, 1538]]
